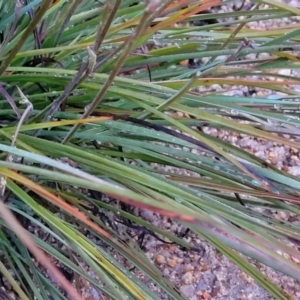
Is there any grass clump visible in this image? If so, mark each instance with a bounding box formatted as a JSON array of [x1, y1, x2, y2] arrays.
[[0, 0, 300, 299]]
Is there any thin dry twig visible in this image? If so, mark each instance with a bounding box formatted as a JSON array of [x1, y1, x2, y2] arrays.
[[93, 0, 121, 52], [13, 87, 33, 148]]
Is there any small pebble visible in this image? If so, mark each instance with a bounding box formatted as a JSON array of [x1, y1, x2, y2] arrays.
[[155, 255, 166, 265], [202, 291, 211, 299], [182, 271, 193, 284], [180, 284, 195, 297], [167, 259, 177, 268], [182, 264, 194, 273]]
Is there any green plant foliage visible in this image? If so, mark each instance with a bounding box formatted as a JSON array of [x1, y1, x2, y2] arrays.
[[0, 0, 300, 299]]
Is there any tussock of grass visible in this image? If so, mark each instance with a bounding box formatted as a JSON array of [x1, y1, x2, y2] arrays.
[[0, 0, 299, 299]]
